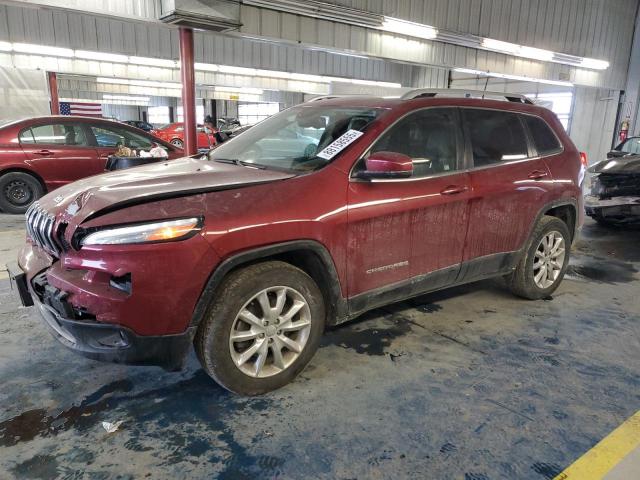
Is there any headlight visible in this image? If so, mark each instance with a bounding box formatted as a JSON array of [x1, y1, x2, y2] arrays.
[[81, 217, 202, 246]]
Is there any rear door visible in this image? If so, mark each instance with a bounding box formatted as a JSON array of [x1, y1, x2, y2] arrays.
[[347, 107, 471, 297], [460, 108, 553, 278], [19, 121, 101, 188]]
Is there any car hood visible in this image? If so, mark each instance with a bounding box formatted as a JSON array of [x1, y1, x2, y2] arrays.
[[37, 156, 295, 224], [589, 155, 640, 174]]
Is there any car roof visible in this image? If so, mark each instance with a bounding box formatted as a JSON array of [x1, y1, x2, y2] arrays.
[[3, 115, 133, 128], [306, 95, 551, 116]]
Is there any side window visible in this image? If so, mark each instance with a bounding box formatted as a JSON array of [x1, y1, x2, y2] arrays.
[[19, 128, 35, 144], [369, 108, 459, 177], [463, 109, 529, 167], [522, 115, 562, 156], [91, 125, 154, 150], [620, 138, 640, 155], [20, 124, 88, 146]]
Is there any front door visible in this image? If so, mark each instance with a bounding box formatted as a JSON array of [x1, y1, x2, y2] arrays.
[[347, 107, 471, 299], [19, 121, 101, 189]]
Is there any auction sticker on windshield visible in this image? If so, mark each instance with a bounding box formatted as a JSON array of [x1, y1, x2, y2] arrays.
[[316, 129, 364, 160]]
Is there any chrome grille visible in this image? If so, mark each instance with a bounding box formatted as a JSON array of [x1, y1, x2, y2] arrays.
[[25, 203, 60, 256]]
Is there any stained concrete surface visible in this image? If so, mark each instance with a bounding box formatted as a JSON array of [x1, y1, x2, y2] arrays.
[[0, 215, 639, 479]]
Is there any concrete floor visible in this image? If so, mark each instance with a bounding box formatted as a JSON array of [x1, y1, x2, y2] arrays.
[[0, 214, 638, 479]]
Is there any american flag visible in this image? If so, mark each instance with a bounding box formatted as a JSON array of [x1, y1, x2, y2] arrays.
[[60, 102, 103, 118]]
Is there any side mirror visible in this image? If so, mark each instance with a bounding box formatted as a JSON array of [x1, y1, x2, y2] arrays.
[[356, 151, 413, 179], [607, 150, 626, 158]]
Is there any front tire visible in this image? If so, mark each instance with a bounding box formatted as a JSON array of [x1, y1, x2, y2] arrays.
[[0, 172, 44, 214], [507, 215, 571, 300], [195, 261, 325, 395], [170, 139, 184, 149]]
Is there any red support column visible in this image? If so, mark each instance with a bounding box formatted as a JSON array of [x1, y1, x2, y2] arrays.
[[47, 72, 60, 115], [179, 27, 197, 155]]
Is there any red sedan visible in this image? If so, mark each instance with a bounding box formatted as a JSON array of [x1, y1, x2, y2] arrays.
[[152, 123, 217, 150], [0, 116, 182, 213]]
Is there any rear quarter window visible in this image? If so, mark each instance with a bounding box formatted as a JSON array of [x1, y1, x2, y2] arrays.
[[522, 115, 562, 156]]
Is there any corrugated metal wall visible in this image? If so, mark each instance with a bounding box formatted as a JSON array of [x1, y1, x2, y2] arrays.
[[1, 1, 635, 89], [239, 0, 638, 89], [326, 0, 636, 60], [0, 2, 420, 87], [11, 0, 159, 22]]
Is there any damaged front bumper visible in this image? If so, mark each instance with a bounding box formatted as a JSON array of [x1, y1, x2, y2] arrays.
[[33, 292, 195, 371], [10, 261, 195, 370]]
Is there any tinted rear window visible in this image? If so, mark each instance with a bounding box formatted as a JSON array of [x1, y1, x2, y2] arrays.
[[523, 115, 562, 156], [463, 109, 529, 167]]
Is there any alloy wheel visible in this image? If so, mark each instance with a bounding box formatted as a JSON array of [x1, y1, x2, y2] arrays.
[[533, 230, 566, 289], [229, 286, 312, 378]]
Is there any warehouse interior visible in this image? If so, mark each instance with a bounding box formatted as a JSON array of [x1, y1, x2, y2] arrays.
[[0, 0, 639, 478]]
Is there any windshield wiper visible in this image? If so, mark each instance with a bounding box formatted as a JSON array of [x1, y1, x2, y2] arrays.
[[212, 158, 266, 169]]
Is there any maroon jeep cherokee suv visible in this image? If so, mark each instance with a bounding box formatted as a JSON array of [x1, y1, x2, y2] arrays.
[[10, 91, 584, 395]]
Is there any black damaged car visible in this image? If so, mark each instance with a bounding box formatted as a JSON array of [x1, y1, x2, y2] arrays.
[[585, 145, 640, 225]]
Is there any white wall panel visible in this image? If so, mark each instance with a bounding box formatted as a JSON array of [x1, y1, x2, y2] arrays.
[[0, 66, 49, 122], [570, 87, 620, 164]]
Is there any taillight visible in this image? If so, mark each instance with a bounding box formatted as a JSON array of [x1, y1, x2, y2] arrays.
[[580, 152, 588, 167]]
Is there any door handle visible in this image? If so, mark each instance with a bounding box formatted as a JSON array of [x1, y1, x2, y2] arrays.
[[528, 170, 549, 180], [34, 149, 53, 156], [440, 185, 469, 195]]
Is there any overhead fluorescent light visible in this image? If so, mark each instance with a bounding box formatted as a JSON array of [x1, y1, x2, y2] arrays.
[[215, 86, 264, 94], [291, 73, 324, 82], [103, 94, 150, 101], [455, 68, 574, 87], [218, 65, 257, 75], [482, 38, 520, 54], [519, 46, 554, 62], [381, 17, 437, 40], [96, 77, 130, 86], [580, 58, 610, 70], [97, 77, 182, 89], [195, 62, 219, 72], [130, 56, 177, 68], [75, 50, 128, 63], [13, 43, 73, 57], [350, 78, 402, 88], [0, 41, 11, 52]]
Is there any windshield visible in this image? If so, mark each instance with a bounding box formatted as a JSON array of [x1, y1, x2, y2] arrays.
[[208, 105, 380, 172]]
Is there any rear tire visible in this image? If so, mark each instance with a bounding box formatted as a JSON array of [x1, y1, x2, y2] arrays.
[[0, 172, 44, 214], [195, 261, 325, 395], [507, 215, 571, 300]]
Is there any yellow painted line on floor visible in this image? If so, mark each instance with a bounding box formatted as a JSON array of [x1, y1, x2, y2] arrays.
[[554, 410, 640, 480]]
